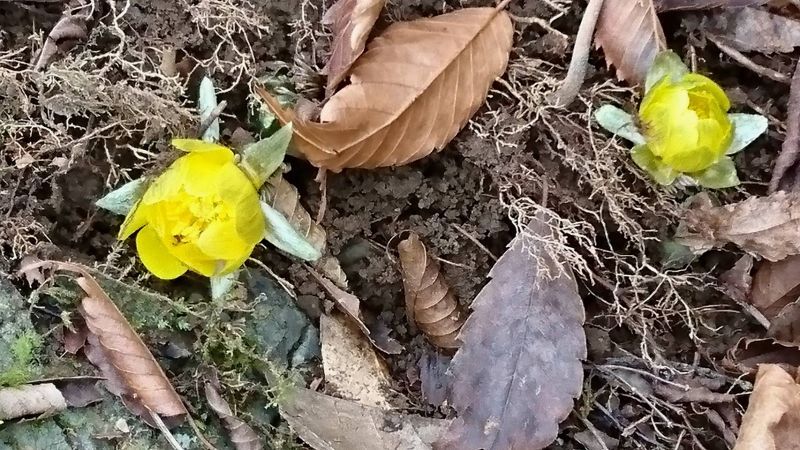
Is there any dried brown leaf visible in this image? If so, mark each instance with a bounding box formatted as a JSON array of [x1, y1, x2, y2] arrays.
[[76, 272, 188, 425], [0, 384, 66, 420], [205, 383, 263, 450], [257, 5, 513, 172], [279, 387, 448, 450], [595, 0, 667, 84], [398, 233, 465, 349], [438, 215, 587, 450], [769, 300, 800, 343], [675, 191, 800, 262], [48, 377, 104, 408], [264, 175, 326, 254], [322, 0, 385, 96], [734, 364, 800, 450], [653, 383, 735, 403], [720, 255, 754, 305], [727, 337, 800, 373], [707, 7, 800, 54], [752, 255, 800, 318], [655, 0, 768, 11], [34, 15, 88, 71], [320, 313, 393, 408], [308, 268, 402, 354], [418, 351, 451, 407]]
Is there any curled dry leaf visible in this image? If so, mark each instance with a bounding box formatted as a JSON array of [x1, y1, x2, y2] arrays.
[[76, 271, 188, 425], [257, 5, 513, 172], [675, 191, 800, 262], [279, 387, 448, 450], [726, 337, 800, 373], [397, 233, 465, 349], [0, 384, 66, 420], [320, 313, 393, 408], [34, 15, 88, 71], [595, 0, 667, 84], [438, 215, 586, 450], [205, 383, 263, 450], [734, 364, 800, 450], [322, 0, 385, 96], [707, 7, 800, 54], [655, 0, 768, 11]]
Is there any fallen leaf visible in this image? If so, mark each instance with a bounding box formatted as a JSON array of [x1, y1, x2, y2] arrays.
[[727, 337, 800, 373], [316, 256, 349, 290], [734, 364, 800, 450], [595, 0, 667, 84], [768, 301, 800, 343], [48, 376, 104, 408], [308, 267, 403, 354], [75, 270, 188, 425], [752, 255, 800, 318], [0, 384, 66, 420], [19, 255, 46, 286], [34, 15, 88, 71], [418, 351, 451, 407], [707, 7, 800, 54], [675, 191, 800, 262], [438, 214, 587, 450], [320, 313, 393, 408], [322, 0, 385, 96], [655, 0, 768, 11], [720, 255, 754, 305], [205, 383, 263, 450], [279, 387, 448, 450], [573, 427, 619, 450], [257, 5, 513, 172], [398, 233, 466, 349], [653, 384, 735, 403]]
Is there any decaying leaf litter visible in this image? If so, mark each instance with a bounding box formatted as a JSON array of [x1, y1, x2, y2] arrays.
[[3, 0, 800, 448]]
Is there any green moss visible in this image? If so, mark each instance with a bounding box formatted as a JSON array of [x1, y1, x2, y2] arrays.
[[0, 330, 43, 386]]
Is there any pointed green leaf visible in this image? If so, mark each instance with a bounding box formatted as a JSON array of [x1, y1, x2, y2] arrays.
[[211, 271, 239, 301], [260, 201, 322, 262], [691, 157, 740, 189], [631, 144, 679, 185], [594, 105, 646, 145], [95, 178, 148, 216], [645, 51, 689, 93], [726, 113, 768, 155], [198, 76, 220, 142], [240, 123, 292, 188]]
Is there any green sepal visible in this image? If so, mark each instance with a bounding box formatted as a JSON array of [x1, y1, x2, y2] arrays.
[[240, 123, 292, 188], [689, 157, 740, 189], [726, 113, 768, 155], [95, 178, 148, 216], [594, 105, 646, 145], [260, 201, 322, 262], [645, 51, 689, 93], [631, 144, 679, 185], [198, 76, 220, 143]]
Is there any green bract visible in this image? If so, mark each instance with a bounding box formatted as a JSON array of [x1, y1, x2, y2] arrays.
[[595, 51, 768, 189]]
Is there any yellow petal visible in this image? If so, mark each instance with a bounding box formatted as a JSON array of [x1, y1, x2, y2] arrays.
[[119, 201, 148, 240], [170, 242, 218, 277], [136, 225, 187, 280], [180, 152, 237, 198], [235, 193, 266, 244], [171, 139, 232, 154], [141, 164, 187, 205], [218, 249, 251, 275], [197, 220, 249, 260], [681, 73, 730, 111]]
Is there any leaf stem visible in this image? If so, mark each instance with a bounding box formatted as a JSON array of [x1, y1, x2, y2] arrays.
[[551, 0, 605, 107]]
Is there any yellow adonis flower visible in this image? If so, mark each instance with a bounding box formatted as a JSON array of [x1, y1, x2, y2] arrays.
[[595, 51, 768, 189], [119, 140, 265, 280]]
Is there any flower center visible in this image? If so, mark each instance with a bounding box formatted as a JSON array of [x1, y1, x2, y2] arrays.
[[168, 191, 232, 246]]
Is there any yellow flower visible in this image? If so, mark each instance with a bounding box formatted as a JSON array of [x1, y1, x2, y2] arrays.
[[119, 140, 265, 280], [639, 73, 733, 173]]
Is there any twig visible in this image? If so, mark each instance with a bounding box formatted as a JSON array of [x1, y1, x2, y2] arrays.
[[196, 99, 227, 138], [148, 410, 184, 450], [315, 168, 327, 224], [708, 34, 790, 85], [550, 0, 605, 107], [452, 223, 498, 261], [770, 59, 800, 193]]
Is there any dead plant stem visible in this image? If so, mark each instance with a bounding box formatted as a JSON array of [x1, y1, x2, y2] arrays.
[[770, 58, 800, 192], [551, 0, 604, 107]]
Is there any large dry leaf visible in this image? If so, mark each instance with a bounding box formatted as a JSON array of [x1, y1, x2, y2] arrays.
[[675, 191, 800, 262], [257, 6, 513, 172], [0, 384, 66, 420], [280, 387, 448, 450], [322, 0, 385, 96], [437, 215, 587, 450], [205, 383, 263, 450], [752, 255, 800, 318], [319, 313, 393, 408], [655, 0, 768, 11], [707, 7, 800, 54], [734, 364, 800, 450], [76, 272, 188, 424], [595, 0, 667, 84], [398, 233, 465, 349]]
